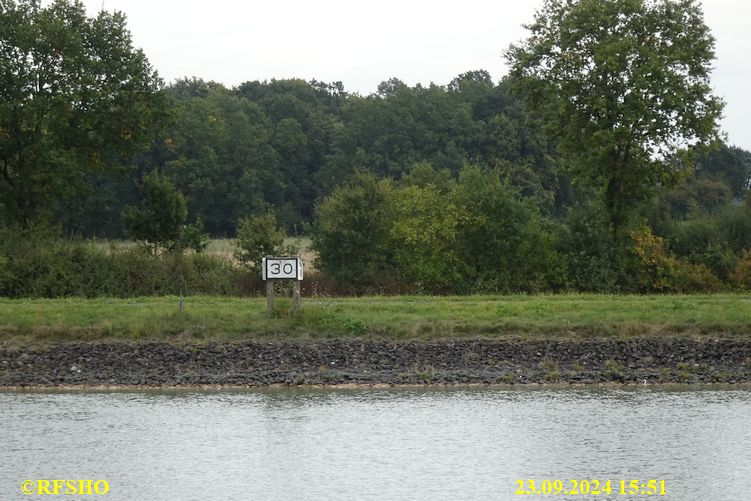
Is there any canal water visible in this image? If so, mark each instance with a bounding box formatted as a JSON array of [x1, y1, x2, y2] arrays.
[[1, 386, 749, 500]]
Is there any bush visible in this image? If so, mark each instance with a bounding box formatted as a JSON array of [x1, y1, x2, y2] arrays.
[[669, 216, 722, 256], [625, 227, 677, 293], [730, 249, 751, 290], [718, 202, 751, 253], [313, 165, 565, 294], [234, 212, 287, 273], [453, 165, 564, 292], [673, 259, 724, 293], [178, 218, 210, 254], [123, 172, 188, 254], [312, 172, 397, 286], [106, 248, 239, 296], [123, 172, 209, 254], [0, 229, 239, 298], [667, 215, 738, 281], [0, 235, 113, 297], [390, 183, 463, 292], [558, 200, 622, 292], [661, 177, 733, 219]]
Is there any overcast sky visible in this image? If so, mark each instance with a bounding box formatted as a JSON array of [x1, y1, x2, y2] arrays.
[[76, 0, 750, 150]]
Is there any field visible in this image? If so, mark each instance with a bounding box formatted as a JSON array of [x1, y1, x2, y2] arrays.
[[0, 294, 749, 345], [90, 237, 318, 271]]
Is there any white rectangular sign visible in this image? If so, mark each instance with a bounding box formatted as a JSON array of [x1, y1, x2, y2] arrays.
[[262, 257, 303, 280]]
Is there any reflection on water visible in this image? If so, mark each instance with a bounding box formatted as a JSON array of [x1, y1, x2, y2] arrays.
[[1, 386, 750, 500]]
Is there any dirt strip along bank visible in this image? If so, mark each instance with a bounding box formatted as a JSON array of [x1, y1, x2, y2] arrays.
[[1, 338, 750, 387]]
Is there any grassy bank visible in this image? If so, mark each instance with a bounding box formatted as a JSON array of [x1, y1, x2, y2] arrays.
[[0, 294, 749, 344]]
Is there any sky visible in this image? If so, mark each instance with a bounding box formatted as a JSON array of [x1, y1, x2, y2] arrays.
[[74, 0, 751, 151]]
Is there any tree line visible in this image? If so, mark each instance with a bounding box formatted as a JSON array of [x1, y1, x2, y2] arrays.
[[1, 0, 751, 296], [53, 71, 560, 238]]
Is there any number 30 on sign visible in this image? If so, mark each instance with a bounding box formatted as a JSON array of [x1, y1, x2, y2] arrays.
[[262, 257, 303, 280]]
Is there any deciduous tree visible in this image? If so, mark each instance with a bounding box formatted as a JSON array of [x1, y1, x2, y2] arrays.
[[0, 0, 166, 227], [506, 0, 723, 239], [123, 172, 194, 254]]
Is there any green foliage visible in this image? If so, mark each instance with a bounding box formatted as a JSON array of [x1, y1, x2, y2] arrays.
[[314, 164, 562, 293], [0, 1, 748, 295], [390, 184, 463, 292], [717, 200, 751, 253], [668, 217, 720, 258], [672, 259, 724, 293], [163, 81, 277, 234], [0, 0, 166, 228], [313, 173, 396, 285], [558, 200, 622, 292], [696, 144, 751, 199], [663, 201, 751, 282], [507, 0, 723, 237], [401, 162, 453, 190], [453, 165, 563, 292], [123, 172, 208, 254], [625, 227, 677, 293], [234, 212, 286, 273], [661, 177, 733, 220], [0, 255, 9, 293], [0, 229, 237, 298], [5, 239, 112, 298], [730, 250, 751, 290], [178, 218, 210, 254]]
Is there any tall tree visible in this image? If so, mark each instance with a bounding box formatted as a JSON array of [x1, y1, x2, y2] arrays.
[[0, 0, 166, 228], [122, 172, 187, 255], [164, 82, 275, 235], [506, 0, 723, 239]]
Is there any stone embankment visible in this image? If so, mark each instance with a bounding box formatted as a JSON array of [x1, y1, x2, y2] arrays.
[[1, 338, 750, 387]]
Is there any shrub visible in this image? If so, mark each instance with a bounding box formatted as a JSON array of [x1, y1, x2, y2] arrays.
[[123, 172, 188, 254], [718, 203, 751, 253], [313, 165, 566, 293], [625, 227, 677, 293], [557, 200, 621, 292], [0, 234, 113, 297], [673, 259, 724, 293], [105, 249, 238, 297], [312, 173, 397, 286], [234, 212, 287, 273], [667, 216, 738, 280], [122, 172, 209, 254], [730, 249, 751, 290], [453, 165, 564, 292], [0, 229, 239, 298], [177, 218, 210, 254], [390, 183, 463, 292]]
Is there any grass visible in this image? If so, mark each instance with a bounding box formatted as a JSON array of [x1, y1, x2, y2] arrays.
[[0, 294, 749, 345]]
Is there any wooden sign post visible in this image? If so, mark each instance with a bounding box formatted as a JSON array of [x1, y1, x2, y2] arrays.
[[262, 256, 303, 315]]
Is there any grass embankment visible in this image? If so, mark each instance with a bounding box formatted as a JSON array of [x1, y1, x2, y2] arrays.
[[0, 294, 749, 345]]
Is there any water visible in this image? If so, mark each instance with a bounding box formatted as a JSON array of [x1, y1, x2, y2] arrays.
[[1, 386, 750, 500]]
